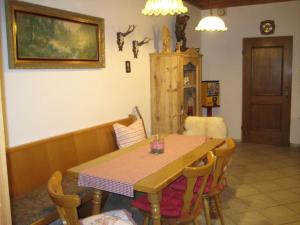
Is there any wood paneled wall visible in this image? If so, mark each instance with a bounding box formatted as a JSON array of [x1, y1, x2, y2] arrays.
[[6, 116, 135, 198]]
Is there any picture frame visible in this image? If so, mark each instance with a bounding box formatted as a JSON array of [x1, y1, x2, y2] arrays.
[[6, 1, 105, 69]]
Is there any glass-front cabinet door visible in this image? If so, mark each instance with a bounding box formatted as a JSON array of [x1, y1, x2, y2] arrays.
[[182, 58, 200, 119]]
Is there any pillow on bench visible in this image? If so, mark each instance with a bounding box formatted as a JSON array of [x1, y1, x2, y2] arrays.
[[113, 119, 146, 149]]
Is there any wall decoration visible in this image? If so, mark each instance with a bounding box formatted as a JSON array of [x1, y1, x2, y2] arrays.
[[125, 61, 131, 73], [216, 8, 227, 16], [117, 25, 136, 51], [6, 1, 105, 69], [260, 20, 275, 35], [132, 38, 151, 58], [175, 14, 190, 51], [161, 26, 171, 53]]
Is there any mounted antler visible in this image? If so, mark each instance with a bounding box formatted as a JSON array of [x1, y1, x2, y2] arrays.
[[132, 38, 151, 59], [117, 25, 136, 51], [137, 38, 151, 46], [122, 25, 136, 37]]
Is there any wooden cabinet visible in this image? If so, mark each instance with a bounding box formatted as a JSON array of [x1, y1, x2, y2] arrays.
[[150, 50, 202, 134]]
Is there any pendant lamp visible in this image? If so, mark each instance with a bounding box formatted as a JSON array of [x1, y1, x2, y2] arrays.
[[195, 9, 228, 31], [142, 0, 188, 16]]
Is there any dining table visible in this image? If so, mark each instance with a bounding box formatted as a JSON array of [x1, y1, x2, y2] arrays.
[[68, 134, 224, 225]]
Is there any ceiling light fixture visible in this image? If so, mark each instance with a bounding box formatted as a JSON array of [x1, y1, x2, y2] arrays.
[[195, 9, 228, 31], [142, 0, 188, 16]]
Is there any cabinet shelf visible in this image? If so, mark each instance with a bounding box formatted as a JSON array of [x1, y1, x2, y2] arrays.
[[183, 85, 196, 89]]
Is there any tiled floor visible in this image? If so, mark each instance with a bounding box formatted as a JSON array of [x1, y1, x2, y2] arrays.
[[104, 142, 300, 225], [207, 142, 300, 225]]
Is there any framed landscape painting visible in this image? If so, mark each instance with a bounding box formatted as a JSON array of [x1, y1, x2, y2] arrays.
[[7, 1, 105, 69]]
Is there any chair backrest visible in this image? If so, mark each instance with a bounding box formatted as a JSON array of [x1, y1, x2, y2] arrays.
[[211, 138, 236, 189], [181, 151, 215, 214], [183, 116, 227, 139], [48, 171, 81, 225]]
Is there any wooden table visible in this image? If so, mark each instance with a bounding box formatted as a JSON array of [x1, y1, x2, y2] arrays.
[[68, 136, 223, 225]]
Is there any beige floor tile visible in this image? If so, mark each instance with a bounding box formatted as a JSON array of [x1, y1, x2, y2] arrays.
[[291, 187, 300, 195], [266, 190, 300, 204], [277, 166, 300, 176], [263, 161, 291, 170], [250, 180, 281, 193], [239, 173, 266, 184], [234, 184, 260, 197], [198, 214, 237, 225], [244, 164, 270, 172], [226, 175, 245, 187], [228, 166, 249, 175], [272, 177, 300, 189], [223, 198, 251, 215], [238, 194, 279, 209], [281, 159, 300, 167], [212, 216, 237, 225], [255, 169, 286, 180], [199, 142, 300, 225], [260, 205, 300, 225], [284, 221, 300, 225], [285, 202, 300, 215], [228, 210, 272, 225]]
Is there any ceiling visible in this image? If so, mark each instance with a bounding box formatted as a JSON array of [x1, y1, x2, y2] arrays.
[[184, 0, 295, 9]]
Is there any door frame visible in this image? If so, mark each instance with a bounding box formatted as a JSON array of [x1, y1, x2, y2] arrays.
[[242, 36, 293, 145], [0, 3, 12, 224]]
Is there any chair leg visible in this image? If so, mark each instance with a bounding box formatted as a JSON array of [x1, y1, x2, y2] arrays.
[[214, 194, 225, 225], [143, 216, 150, 225], [203, 197, 212, 225], [209, 197, 218, 219], [193, 218, 201, 225]]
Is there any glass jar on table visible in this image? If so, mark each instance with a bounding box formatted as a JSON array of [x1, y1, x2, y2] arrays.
[[150, 134, 164, 154]]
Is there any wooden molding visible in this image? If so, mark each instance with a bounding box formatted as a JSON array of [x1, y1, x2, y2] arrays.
[[184, 0, 294, 9], [0, 3, 12, 224]]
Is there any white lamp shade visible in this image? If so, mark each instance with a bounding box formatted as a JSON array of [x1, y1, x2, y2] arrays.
[[195, 16, 228, 31], [142, 0, 188, 16]]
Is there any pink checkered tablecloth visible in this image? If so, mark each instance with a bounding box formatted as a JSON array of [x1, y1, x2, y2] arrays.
[[78, 134, 206, 197]]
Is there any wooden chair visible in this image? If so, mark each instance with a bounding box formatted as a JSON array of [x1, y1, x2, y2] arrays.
[[202, 138, 236, 225], [131, 151, 215, 225], [48, 171, 136, 225], [167, 138, 236, 225]]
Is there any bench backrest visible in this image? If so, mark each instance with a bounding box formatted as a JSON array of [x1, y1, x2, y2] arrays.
[[6, 116, 135, 198]]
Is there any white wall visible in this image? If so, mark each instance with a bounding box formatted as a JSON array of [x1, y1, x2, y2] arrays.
[[0, 0, 201, 147], [201, 1, 300, 144]]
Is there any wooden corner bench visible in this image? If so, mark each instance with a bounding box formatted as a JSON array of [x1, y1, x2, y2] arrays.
[[6, 116, 135, 225]]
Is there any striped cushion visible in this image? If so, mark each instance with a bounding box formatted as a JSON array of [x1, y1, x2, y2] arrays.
[[113, 119, 146, 149]]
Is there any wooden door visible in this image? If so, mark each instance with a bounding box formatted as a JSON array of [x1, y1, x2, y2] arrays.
[[242, 36, 293, 145]]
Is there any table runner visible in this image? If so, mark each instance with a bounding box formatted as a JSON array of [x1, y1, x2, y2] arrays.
[[78, 134, 206, 197]]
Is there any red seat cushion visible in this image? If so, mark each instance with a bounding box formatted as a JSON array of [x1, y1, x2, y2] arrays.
[[131, 188, 198, 218], [167, 175, 225, 193]]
